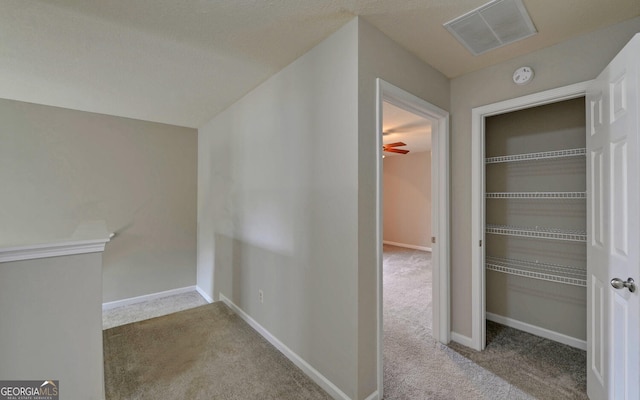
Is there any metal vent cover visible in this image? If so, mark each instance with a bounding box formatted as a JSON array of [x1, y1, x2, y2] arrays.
[[444, 0, 537, 56]]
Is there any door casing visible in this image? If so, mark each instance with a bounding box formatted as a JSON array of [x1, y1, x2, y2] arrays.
[[470, 80, 592, 351]]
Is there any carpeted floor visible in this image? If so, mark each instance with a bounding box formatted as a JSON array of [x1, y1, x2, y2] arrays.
[[382, 244, 587, 399], [103, 245, 587, 400], [449, 321, 587, 399], [103, 302, 332, 400]]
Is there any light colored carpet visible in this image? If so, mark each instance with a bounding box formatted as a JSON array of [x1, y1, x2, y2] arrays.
[[383, 244, 587, 399], [102, 248, 586, 399], [450, 321, 587, 399], [103, 301, 332, 400]]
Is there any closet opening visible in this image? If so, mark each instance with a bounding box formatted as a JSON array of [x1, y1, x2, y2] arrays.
[[484, 97, 587, 351], [468, 86, 591, 396], [470, 81, 591, 352]]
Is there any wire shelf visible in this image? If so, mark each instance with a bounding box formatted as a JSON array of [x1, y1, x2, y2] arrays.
[[486, 192, 586, 199], [485, 148, 586, 164], [486, 224, 587, 242], [486, 256, 586, 287]]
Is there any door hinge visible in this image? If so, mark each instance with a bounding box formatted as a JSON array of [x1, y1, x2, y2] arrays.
[[431, 237, 436, 244], [479, 240, 482, 247]]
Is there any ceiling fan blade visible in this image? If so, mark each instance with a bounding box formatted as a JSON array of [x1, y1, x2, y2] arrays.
[[384, 148, 409, 154], [384, 142, 407, 148]]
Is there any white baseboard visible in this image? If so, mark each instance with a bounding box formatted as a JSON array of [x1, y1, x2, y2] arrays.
[[450, 332, 475, 348], [196, 286, 214, 303], [486, 312, 586, 350], [383, 240, 431, 252], [219, 293, 351, 400], [102, 286, 196, 311]]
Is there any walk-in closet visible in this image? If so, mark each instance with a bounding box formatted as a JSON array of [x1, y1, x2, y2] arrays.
[[484, 97, 587, 348]]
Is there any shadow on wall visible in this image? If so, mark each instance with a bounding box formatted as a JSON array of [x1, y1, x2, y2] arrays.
[[211, 231, 355, 396], [213, 232, 313, 347]]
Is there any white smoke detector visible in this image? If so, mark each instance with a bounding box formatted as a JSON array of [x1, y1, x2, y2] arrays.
[[513, 66, 534, 85], [444, 0, 537, 56]]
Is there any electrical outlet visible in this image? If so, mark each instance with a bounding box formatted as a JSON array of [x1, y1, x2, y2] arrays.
[[258, 290, 264, 304]]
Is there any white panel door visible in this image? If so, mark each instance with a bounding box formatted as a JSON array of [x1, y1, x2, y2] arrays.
[[587, 33, 640, 400]]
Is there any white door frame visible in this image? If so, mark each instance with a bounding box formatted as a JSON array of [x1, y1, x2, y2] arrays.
[[470, 81, 592, 351], [376, 78, 450, 396]]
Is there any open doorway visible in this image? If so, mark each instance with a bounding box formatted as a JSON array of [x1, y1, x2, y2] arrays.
[[375, 79, 450, 398], [382, 102, 433, 254], [381, 100, 435, 392]]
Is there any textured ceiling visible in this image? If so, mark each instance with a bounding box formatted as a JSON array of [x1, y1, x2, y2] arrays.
[[1, 0, 638, 127]]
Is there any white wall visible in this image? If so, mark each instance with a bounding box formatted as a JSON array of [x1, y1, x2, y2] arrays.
[[449, 16, 640, 337], [0, 99, 198, 302], [0, 252, 105, 400], [198, 20, 360, 399], [198, 17, 450, 399], [357, 18, 450, 397], [383, 151, 432, 249]]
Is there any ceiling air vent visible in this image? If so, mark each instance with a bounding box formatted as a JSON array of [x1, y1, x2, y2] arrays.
[[443, 0, 537, 56]]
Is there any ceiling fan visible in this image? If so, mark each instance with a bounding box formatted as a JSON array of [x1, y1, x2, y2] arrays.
[[383, 142, 409, 155]]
